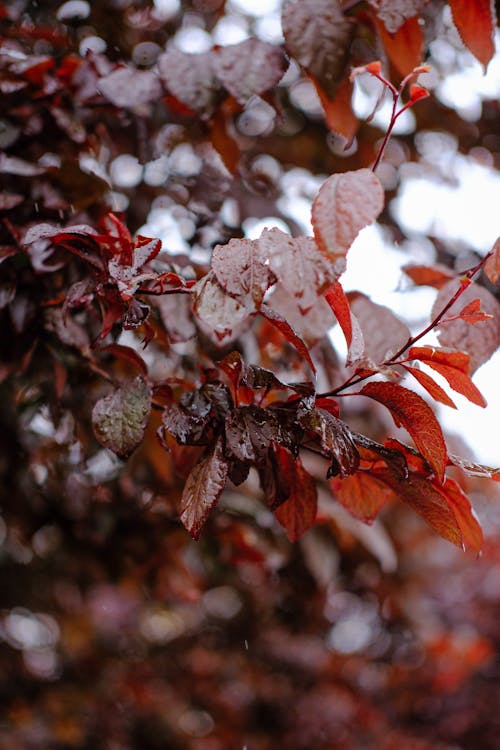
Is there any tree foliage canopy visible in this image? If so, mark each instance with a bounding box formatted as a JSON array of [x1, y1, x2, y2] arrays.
[[1, 1, 499, 748]]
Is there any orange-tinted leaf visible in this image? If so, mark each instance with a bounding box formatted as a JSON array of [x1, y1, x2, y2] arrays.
[[180, 437, 229, 540], [402, 364, 457, 408], [209, 107, 240, 174], [312, 169, 384, 263], [376, 15, 423, 77], [442, 477, 483, 553], [453, 297, 494, 324], [375, 469, 463, 548], [314, 74, 358, 142], [485, 237, 500, 284], [448, 454, 500, 481], [260, 304, 316, 374], [408, 345, 470, 374], [330, 472, 394, 523], [402, 263, 455, 288], [408, 83, 429, 101], [422, 362, 486, 408], [360, 381, 447, 481], [449, 0, 496, 69], [275, 453, 318, 541]]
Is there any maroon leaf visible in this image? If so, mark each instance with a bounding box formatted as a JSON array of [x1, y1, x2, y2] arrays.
[[213, 39, 286, 105], [330, 472, 394, 523], [158, 48, 218, 114], [92, 376, 151, 460], [180, 437, 229, 540], [452, 298, 494, 324], [225, 406, 279, 464], [360, 381, 447, 481], [260, 303, 316, 374], [282, 0, 352, 99], [298, 407, 359, 478], [98, 67, 162, 108], [100, 343, 148, 376], [311, 169, 384, 263], [259, 228, 339, 314], [274, 452, 318, 541], [432, 280, 500, 373]]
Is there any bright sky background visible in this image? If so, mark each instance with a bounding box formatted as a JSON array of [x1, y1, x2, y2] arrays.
[[142, 1, 500, 466]]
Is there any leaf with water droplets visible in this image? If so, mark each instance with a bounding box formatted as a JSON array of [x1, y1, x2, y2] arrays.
[[92, 376, 151, 459]]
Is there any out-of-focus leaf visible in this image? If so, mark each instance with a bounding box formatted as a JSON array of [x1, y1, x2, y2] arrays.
[[431, 281, 500, 373], [259, 227, 339, 313], [311, 169, 384, 263], [361, 381, 447, 481], [99, 343, 148, 376], [448, 454, 500, 481], [92, 376, 151, 459], [0, 192, 24, 209], [315, 74, 358, 142], [156, 293, 196, 343], [180, 437, 228, 540], [485, 237, 500, 284], [282, 0, 352, 98], [368, 0, 427, 33], [274, 451, 318, 541], [402, 263, 455, 288], [213, 39, 286, 105], [98, 67, 162, 108], [0, 152, 45, 176], [298, 407, 359, 478], [158, 48, 218, 114], [350, 293, 410, 363], [449, 0, 496, 69], [376, 15, 423, 77], [330, 472, 394, 523]]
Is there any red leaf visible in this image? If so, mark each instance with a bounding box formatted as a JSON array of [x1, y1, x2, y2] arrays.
[[408, 83, 429, 102], [402, 364, 457, 409], [452, 298, 494, 324], [375, 469, 463, 548], [100, 343, 148, 376], [282, 0, 352, 99], [376, 15, 423, 77], [448, 454, 500, 481], [259, 228, 338, 314], [485, 237, 500, 284], [325, 281, 352, 347], [92, 376, 151, 460], [449, 0, 496, 69], [192, 272, 252, 343], [360, 381, 447, 481], [211, 237, 274, 308], [180, 437, 229, 540], [209, 107, 240, 174], [407, 346, 487, 407], [275, 453, 318, 541], [311, 168, 384, 263], [330, 472, 394, 523], [402, 263, 455, 289], [260, 304, 316, 374], [442, 478, 483, 554], [314, 397, 340, 417]]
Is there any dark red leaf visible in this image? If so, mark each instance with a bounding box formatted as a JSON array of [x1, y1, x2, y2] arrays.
[[260, 304, 316, 374], [325, 281, 351, 345], [298, 407, 359, 478], [407, 346, 470, 374], [92, 376, 151, 459], [225, 406, 279, 464], [360, 381, 447, 481], [449, 0, 496, 69], [311, 169, 384, 263], [452, 298, 494, 325], [442, 477, 483, 554], [180, 437, 229, 540], [100, 343, 148, 376], [274, 453, 318, 541]]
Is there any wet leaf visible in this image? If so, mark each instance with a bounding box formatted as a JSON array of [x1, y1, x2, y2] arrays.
[[368, 0, 427, 33], [298, 407, 359, 478], [213, 39, 286, 105], [449, 0, 496, 69], [311, 169, 384, 263], [274, 452, 318, 541], [260, 303, 316, 374], [350, 293, 410, 363], [180, 437, 229, 540], [192, 272, 253, 342], [407, 346, 487, 408], [92, 376, 151, 459], [402, 364, 457, 409], [448, 454, 500, 481], [361, 381, 447, 481], [330, 472, 394, 523], [211, 237, 274, 308]]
